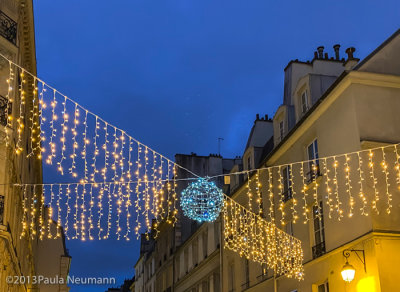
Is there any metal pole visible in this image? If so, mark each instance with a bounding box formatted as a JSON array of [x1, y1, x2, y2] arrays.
[[218, 138, 224, 156]]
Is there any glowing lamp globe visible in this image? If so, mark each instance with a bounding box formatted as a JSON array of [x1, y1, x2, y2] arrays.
[[180, 178, 224, 222], [341, 262, 356, 282]]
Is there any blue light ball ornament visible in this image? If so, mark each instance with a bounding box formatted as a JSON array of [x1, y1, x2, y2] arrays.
[[180, 178, 224, 222]]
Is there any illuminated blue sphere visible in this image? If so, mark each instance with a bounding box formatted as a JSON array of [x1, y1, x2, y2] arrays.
[[180, 178, 224, 222]]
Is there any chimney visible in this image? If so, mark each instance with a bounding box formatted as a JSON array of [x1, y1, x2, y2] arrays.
[[265, 114, 269, 120], [333, 44, 340, 60], [345, 47, 356, 60], [317, 46, 324, 59], [256, 114, 260, 120]]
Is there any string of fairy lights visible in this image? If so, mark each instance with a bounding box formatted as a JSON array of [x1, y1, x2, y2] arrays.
[[0, 53, 194, 240], [2, 52, 400, 279], [223, 194, 304, 280]]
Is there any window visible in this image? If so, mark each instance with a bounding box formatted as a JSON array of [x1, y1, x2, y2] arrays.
[[193, 238, 198, 266], [301, 90, 308, 114], [202, 281, 209, 292], [257, 263, 268, 282], [242, 259, 250, 289], [285, 221, 293, 236], [175, 258, 180, 280], [312, 201, 326, 258], [228, 263, 235, 292], [279, 121, 284, 141], [307, 139, 320, 182], [202, 231, 208, 258], [318, 282, 329, 292], [184, 248, 189, 273], [282, 166, 293, 202]]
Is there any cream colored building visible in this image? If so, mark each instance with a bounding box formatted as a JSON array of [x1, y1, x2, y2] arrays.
[[135, 154, 239, 292], [223, 29, 400, 292], [0, 1, 70, 291], [135, 29, 400, 292]]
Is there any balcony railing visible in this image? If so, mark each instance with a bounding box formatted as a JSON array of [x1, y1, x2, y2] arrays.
[[306, 165, 321, 184], [312, 241, 326, 259], [0, 95, 11, 126], [0, 10, 17, 45], [0, 195, 4, 225]]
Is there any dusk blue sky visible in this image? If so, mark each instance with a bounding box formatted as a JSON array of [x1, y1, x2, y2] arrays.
[[33, 0, 399, 290]]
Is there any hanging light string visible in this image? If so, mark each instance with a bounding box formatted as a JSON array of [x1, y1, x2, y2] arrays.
[[2, 52, 400, 248], [223, 194, 304, 280], [0, 52, 199, 181], [344, 154, 354, 218], [288, 164, 298, 223], [225, 142, 400, 222], [322, 158, 334, 218], [1, 54, 199, 240], [300, 161, 309, 224], [2, 52, 400, 227], [208, 143, 400, 179], [4, 60, 14, 146]]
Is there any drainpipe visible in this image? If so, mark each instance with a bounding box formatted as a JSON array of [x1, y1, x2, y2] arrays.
[[172, 225, 176, 292]]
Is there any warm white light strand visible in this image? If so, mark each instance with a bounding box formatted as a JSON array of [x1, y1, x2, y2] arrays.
[[381, 147, 392, 214], [357, 152, 368, 216], [344, 154, 354, 218], [322, 158, 334, 218], [368, 150, 379, 214]]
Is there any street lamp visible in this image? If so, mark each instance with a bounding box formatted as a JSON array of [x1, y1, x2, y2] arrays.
[[341, 249, 366, 283], [341, 261, 356, 282]]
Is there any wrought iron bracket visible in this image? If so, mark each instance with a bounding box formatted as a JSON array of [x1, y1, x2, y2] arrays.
[[343, 249, 366, 272]]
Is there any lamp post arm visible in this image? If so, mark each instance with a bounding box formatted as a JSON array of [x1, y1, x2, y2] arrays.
[[343, 249, 366, 273]]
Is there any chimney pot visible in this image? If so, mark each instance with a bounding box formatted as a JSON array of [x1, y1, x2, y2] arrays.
[[256, 114, 260, 120], [314, 51, 318, 59], [324, 52, 328, 59], [333, 44, 340, 60], [317, 46, 324, 59], [345, 47, 356, 60], [265, 114, 268, 120]]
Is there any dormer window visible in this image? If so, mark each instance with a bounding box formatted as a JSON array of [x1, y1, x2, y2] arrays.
[[279, 121, 284, 141], [301, 90, 309, 114]]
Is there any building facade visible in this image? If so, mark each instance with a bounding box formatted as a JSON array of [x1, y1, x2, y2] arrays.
[[223, 30, 400, 292], [0, 1, 71, 291], [134, 29, 400, 292], [135, 153, 240, 292]]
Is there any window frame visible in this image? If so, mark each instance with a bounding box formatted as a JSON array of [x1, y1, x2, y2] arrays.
[[285, 220, 294, 236], [317, 281, 330, 292], [300, 90, 309, 114], [311, 201, 326, 259], [307, 139, 320, 183], [282, 166, 293, 202], [313, 201, 325, 245], [279, 120, 284, 141], [228, 263, 235, 292]]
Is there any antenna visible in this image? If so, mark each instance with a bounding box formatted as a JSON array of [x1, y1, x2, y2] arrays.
[[218, 138, 224, 156]]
